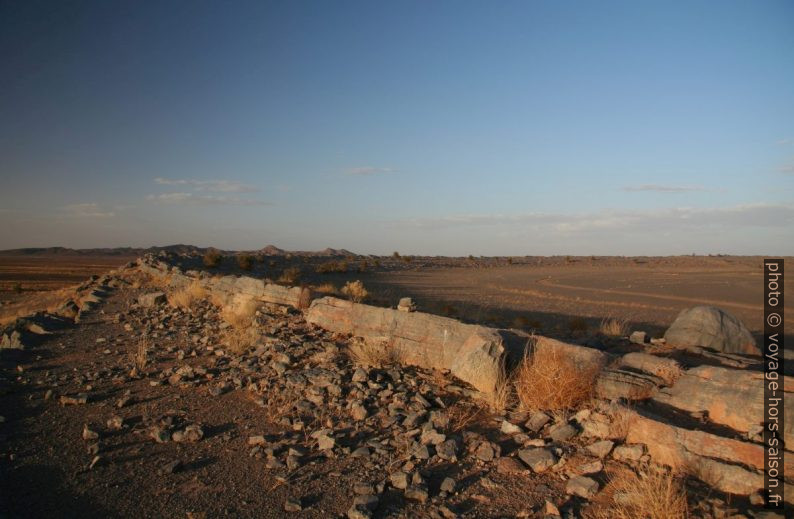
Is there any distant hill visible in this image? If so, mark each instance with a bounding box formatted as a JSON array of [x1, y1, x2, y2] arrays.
[[0, 244, 359, 257]]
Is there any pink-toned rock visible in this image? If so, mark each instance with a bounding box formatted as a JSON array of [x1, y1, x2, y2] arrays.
[[653, 365, 794, 446], [619, 352, 683, 385], [626, 412, 794, 501]]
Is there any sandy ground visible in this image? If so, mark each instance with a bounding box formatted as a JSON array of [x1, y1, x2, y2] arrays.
[[359, 256, 792, 345]]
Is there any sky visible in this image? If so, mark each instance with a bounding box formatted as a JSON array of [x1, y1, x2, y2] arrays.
[[1, 0, 793, 256]]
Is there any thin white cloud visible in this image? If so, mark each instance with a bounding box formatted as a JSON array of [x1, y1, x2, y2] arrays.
[[63, 203, 115, 218], [345, 166, 396, 176], [153, 177, 259, 193], [621, 184, 707, 193], [776, 138, 794, 145], [146, 192, 268, 206], [778, 164, 794, 174], [399, 203, 794, 233]]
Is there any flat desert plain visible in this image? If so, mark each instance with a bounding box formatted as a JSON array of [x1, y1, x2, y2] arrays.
[[360, 256, 792, 343]]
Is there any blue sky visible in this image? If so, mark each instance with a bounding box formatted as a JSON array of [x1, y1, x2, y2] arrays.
[[1, 0, 793, 255]]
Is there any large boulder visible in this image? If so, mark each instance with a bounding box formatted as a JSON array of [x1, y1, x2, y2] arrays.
[[663, 306, 757, 355], [306, 296, 513, 394]]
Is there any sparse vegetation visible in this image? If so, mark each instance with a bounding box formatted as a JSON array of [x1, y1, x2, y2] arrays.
[[278, 267, 301, 285], [221, 299, 259, 353], [12, 282, 23, 294], [514, 343, 599, 413], [599, 317, 629, 337], [347, 338, 400, 368], [313, 282, 338, 294], [445, 400, 491, 433], [316, 260, 348, 274], [341, 280, 368, 303], [237, 254, 253, 271], [590, 465, 688, 519], [133, 338, 148, 372], [203, 248, 223, 268], [479, 362, 513, 412], [168, 280, 207, 309]]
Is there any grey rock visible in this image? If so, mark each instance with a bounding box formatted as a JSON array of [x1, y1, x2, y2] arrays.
[[474, 442, 498, 462], [436, 439, 458, 461], [518, 448, 557, 473], [440, 477, 456, 493], [390, 471, 409, 489], [284, 498, 302, 512], [566, 476, 599, 499], [500, 420, 523, 435], [576, 460, 603, 475], [664, 305, 757, 355], [526, 411, 551, 432], [82, 424, 99, 441], [352, 367, 368, 383], [547, 423, 577, 442], [351, 446, 371, 458], [138, 292, 167, 308], [160, 459, 183, 474], [586, 440, 614, 459], [172, 424, 203, 443], [405, 486, 429, 503], [629, 331, 648, 344], [612, 444, 644, 462]]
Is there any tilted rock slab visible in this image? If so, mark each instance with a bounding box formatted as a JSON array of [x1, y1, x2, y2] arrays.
[[306, 296, 513, 394], [627, 412, 794, 501], [653, 364, 794, 446]]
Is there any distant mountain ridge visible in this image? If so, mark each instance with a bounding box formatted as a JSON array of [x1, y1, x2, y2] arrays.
[[0, 244, 359, 257]]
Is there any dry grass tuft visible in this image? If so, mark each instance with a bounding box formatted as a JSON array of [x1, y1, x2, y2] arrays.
[[169, 280, 207, 310], [478, 362, 514, 412], [514, 344, 599, 413], [599, 317, 629, 337], [445, 400, 491, 433], [278, 267, 301, 285], [590, 465, 689, 519], [347, 338, 400, 368], [341, 280, 368, 303], [133, 338, 149, 372], [221, 299, 259, 353], [313, 282, 338, 295]]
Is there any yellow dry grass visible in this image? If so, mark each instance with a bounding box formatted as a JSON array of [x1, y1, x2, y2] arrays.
[[221, 299, 259, 353], [168, 280, 207, 310], [347, 338, 400, 368], [589, 465, 689, 519], [599, 317, 629, 337], [313, 282, 338, 295], [514, 345, 599, 413], [341, 280, 368, 303], [446, 400, 491, 433], [0, 286, 75, 326]]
